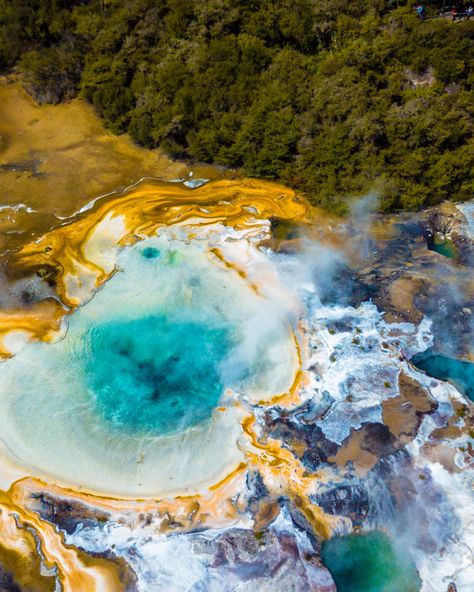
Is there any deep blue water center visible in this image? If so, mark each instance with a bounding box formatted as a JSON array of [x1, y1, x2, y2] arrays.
[[84, 315, 233, 435]]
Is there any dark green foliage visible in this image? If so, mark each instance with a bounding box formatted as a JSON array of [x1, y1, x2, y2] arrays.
[[1, 0, 473, 213], [19, 40, 84, 103]]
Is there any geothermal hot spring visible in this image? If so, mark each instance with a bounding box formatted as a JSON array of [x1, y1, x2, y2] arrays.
[[0, 230, 298, 496], [0, 179, 472, 592]]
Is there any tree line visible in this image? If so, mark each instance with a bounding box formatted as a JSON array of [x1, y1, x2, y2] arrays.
[[1, 0, 472, 213]]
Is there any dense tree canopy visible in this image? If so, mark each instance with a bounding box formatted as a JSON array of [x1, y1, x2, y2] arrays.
[[1, 0, 473, 212]]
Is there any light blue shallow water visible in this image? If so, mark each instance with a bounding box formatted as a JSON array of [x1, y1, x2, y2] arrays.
[[85, 314, 234, 435]]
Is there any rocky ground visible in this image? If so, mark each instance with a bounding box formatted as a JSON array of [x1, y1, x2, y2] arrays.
[[9, 200, 470, 592]]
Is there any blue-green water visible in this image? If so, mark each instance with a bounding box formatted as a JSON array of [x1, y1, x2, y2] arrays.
[[427, 234, 458, 259], [85, 315, 234, 435], [141, 246, 160, 259], [412, 351, 474, 402], [321, 532, 421, 592]]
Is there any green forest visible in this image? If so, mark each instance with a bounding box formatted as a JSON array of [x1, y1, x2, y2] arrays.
[[1, 0, 473, 213]]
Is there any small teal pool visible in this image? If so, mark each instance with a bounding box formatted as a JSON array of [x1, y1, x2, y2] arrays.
[[321, 531, 421, 592], [427, 234, 458, 259], [411, 351, 474, 402], [85, 315, 234, 434], [141, 246, 160, 259]]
